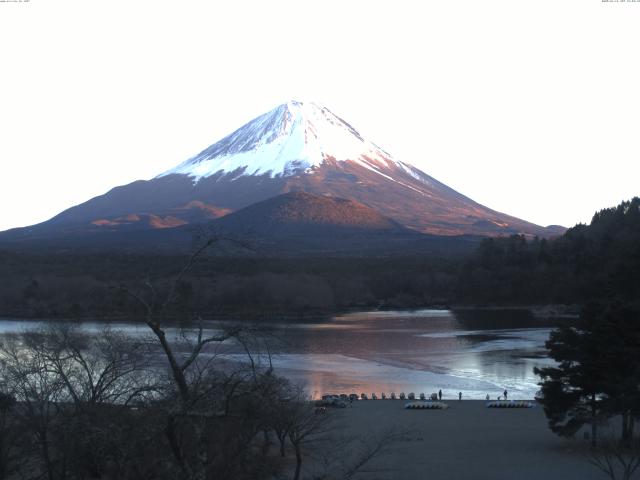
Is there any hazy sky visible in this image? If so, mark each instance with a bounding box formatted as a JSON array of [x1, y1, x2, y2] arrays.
[[1, 0, 638, 232]]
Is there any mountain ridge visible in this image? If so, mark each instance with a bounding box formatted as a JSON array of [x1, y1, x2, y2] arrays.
[[0, 100, 565, 246]]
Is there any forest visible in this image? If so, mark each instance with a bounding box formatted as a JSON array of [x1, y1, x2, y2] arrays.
[[459, 196, 640, 306], [0, 197, 638, 320]]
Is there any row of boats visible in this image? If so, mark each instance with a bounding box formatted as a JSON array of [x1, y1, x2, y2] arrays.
[[319, 394, 535, 410], [321, 392, 443, 402], [486, 400, 535, 408]]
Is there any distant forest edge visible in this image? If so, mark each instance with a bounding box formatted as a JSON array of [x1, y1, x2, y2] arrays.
[[0, 197, 638, 320]]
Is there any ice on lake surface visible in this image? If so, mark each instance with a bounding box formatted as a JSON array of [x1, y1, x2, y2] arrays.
[[249, 309, 559, 399], [0, 308, 565, 399]]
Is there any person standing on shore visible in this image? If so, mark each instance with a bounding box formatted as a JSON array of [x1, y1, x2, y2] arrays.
[[438, 389, 442, 401], [458, 392, 462, 401], [503, 389, 508, 400]]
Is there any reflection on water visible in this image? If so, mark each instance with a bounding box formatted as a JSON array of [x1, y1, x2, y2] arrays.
[[0, 309, 569, 399], [257, 309, 565, 399]]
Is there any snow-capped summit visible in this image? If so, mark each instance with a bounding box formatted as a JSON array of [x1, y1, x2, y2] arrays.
[[159, 100, 405, 181], [0, 101, 566, 244]]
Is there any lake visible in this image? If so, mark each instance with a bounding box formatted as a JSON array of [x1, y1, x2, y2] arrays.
[[0, 308, 567, 400]]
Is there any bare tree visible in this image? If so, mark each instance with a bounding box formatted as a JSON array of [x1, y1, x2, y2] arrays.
[[586, 435, 640, 480], [116, 237, 293, 480], [340, 428, 407, 480], [0, 392, 21, 480], [22, 324, 155, 408], [301, 426, 408, 480], [0, 334, 67, 480], [285, 390, 335, 480], [118, 239, 242, 407], [0, 324, 157, 480]]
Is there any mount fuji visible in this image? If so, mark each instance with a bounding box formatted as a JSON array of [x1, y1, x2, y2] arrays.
[[0, 100, 564, 251]]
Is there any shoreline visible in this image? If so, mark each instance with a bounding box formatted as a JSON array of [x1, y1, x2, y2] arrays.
[[0, 303, 581, 323]]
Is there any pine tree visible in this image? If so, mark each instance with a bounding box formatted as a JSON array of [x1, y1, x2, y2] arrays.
[[536, 301, 640, 446], [535, 321, 608, 446]]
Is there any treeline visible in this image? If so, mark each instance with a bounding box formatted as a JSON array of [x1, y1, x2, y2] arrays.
[[1, 197, 638, 319], [457, 197, 640, 306], [0, 254, 460, 319]]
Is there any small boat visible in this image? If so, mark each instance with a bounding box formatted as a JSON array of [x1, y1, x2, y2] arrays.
[[405, 401, 448, 410]]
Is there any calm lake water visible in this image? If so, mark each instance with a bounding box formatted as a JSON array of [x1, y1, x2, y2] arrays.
[[0, 309, 567, 400]]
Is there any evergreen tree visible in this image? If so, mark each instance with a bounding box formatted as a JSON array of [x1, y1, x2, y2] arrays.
[[585, 302, 640, 444], [536, 301, 640, 446], [534, 320, 608, 446]]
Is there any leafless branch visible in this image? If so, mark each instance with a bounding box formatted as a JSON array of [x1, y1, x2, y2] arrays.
[[585, 434, 640, 480]]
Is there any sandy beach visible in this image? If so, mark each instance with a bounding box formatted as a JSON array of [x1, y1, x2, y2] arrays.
[[321, 400, 602, 480]]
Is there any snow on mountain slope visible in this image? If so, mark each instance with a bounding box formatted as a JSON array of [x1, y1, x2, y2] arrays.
[[0, 100, 565, 242], [159, 100, 405, 182]]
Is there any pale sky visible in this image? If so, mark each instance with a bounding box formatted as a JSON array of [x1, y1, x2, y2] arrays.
[[1, 0, 639, 232]]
